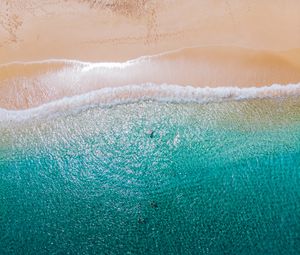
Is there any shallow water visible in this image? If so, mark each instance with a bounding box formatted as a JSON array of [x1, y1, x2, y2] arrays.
[[0, 97, 300, 254]]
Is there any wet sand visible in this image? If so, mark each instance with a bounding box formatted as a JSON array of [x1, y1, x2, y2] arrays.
[[1, 46, 300, 110], [1, 1, 300, 110]]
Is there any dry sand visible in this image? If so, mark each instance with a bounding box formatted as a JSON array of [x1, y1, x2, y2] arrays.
[[0, 0, 300, 109]]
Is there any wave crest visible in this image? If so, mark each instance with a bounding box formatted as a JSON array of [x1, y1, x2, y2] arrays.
[[1, 83, 300, 122]]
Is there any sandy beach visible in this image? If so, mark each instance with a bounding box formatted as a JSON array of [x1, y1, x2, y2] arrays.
[[1, 0, 300, 110]]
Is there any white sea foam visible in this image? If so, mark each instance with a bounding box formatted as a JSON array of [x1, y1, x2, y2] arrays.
[[0, 83, 300, 122]]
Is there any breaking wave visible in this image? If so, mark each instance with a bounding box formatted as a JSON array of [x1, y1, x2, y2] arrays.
[[0, 83, 300, 122]]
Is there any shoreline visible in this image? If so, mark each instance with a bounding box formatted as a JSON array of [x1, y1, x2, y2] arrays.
[[1, 46, 300, 110]]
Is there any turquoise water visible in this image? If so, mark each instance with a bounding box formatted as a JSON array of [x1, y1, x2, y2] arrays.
[[0, 97, 300, 254]]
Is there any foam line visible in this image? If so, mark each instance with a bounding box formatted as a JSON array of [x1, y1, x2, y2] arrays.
[[0, 83, 299, 122]]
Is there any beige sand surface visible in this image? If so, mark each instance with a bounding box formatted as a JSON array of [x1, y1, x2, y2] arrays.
[[1, 0, 300, 63], [0, 1, 300, 109]]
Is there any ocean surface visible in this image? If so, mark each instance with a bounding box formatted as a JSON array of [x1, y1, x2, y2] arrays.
[[0, 85, 300, 254]]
